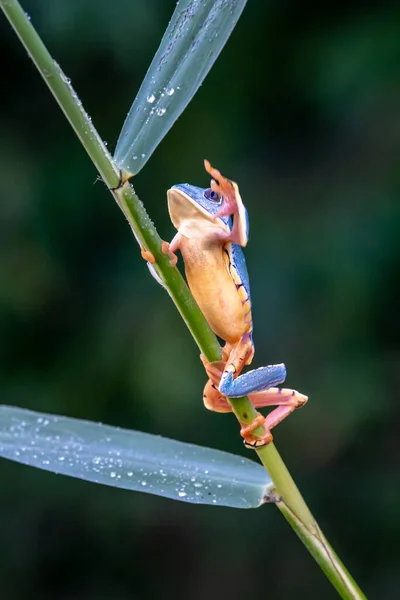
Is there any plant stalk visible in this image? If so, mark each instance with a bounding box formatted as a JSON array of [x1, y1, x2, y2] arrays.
[[0, 2, 367, 598]]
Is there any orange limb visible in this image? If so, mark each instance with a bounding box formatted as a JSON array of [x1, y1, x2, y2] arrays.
[[239, 387, 308, 448], [204, 159, 237, 216], [203, 159, 248, 247], [161, 240, 178, 267], [240, 414, 273, 448], [141, 247, 156, 264], [200, 336, 253, 385], [141, 242, 178, 267], [203, 379, 232, 413]]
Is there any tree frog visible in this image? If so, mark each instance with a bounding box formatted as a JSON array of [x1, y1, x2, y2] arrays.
[[166, 160, 307, 448]]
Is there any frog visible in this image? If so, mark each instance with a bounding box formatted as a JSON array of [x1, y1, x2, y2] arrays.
[[164, 160, 307, 447]]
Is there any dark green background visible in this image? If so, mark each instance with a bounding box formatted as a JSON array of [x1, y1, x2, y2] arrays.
[[1, 1, 399, 598]]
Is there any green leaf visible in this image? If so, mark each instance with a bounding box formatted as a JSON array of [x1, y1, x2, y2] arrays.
[[114, 0, 247, 175], [0, 406, 273, 508]]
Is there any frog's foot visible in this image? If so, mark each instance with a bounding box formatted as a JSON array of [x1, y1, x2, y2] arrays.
[[203, 379, 232, 413], [140, 238, 179, 267], [199, 341, 234, 384], [201, 335, 254, 401], [240, 413, 273, 448], [240, 387, 308, 448], [161, 240, 178, 267], [200, 347, 236, 412], [204, 160, 236, 215], [200, 356, 226, 387], [204, 159, 248, 247], [140, 247, 156, 264]]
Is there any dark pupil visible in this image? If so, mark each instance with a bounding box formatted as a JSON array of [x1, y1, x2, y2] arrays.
[[205, 188, 220, 202]]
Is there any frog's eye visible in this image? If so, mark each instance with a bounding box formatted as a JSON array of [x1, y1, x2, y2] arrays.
[[204, 188, 220, 202]]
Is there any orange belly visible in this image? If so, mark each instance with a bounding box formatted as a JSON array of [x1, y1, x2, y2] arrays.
[[180, 237, 249, 344]]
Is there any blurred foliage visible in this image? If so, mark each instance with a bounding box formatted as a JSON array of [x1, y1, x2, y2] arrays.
[[0, 1, 399, 599]]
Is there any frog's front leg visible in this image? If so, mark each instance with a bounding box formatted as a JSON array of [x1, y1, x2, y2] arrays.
[[204, 159, 248, 247], [140, 235, 180, 268]]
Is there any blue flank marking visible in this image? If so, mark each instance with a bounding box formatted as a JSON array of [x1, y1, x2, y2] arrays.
[[230, 243, 251, 304], [244, 208, 250, 241]]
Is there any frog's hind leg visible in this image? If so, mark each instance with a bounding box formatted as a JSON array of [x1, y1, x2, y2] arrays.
[[201, 335, 287, 404], [240, 387, 308, 448], [218, 334, 286, 399], [201, 349, 308, 446], [215, 336, 307, 448]]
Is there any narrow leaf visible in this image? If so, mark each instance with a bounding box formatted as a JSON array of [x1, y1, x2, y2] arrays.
[[114, 0, 247, 175], [0, 406, 273, 509]]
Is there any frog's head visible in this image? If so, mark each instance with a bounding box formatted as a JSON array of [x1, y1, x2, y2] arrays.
[[167, 183, 230, 238], [168, 183, 224, 218]]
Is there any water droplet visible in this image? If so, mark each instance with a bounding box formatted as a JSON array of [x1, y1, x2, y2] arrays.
[[141, 481, 147, 486], [156, 107, 166, 116], [110, 472, 116, 478], [194, 483, 203, 488], [141, 153, 146, 158], [127, 472, 133, 477], [147, 94, 156, 103], [58, 456, 65, 461], [178, 491, 187, 497], [61, 73, 71, 84], [166, 87, 175, 96], [190, 476, 196, 482]]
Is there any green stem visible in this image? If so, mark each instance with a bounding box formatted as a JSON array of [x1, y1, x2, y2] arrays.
[[0, 2, 366, 598], [278, 501, 366, 600]]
